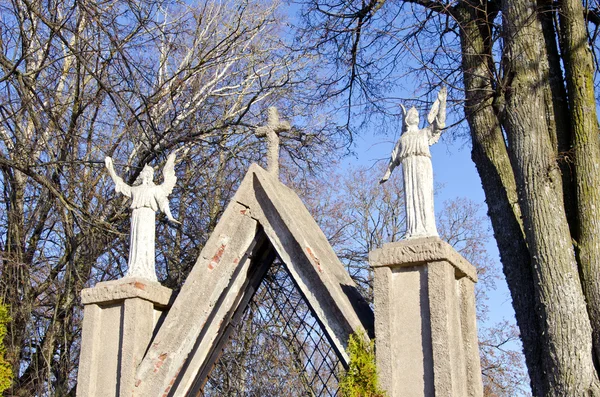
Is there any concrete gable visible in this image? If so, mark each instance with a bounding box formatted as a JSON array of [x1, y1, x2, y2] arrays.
[[133, 164, 374, 396]]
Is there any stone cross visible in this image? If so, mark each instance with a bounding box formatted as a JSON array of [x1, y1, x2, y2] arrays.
[[255, 107, 291, 177]]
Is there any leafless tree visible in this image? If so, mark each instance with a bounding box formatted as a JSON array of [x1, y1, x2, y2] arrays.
[[294, 0, 600, 392], [0, 0, 335, 394]]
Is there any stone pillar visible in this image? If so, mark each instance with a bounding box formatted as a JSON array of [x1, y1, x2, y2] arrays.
[[76, 278, 172, 397], [370, 237, 483, 397]]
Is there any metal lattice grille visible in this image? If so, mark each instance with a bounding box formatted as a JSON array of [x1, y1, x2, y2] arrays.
[[202, 259, 343, 396]]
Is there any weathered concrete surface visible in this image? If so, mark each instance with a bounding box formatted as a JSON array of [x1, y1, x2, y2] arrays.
[[81, 277, 173, 306], [133, 201, 259, 397], [459, 278, 484, 397], [255, 107, 290, 176], [132, 164, 373, 396], [428, 260, 467, 396], [242, 166, 374, 349], [370, 236, 477, 282], [370, 237, 483, 397], [76, 278, 172, 397], [373, 265, 434, 396]]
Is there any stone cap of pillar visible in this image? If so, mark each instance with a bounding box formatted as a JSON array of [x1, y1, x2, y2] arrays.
[[369, 236, 477, 282], [81, 277, 173, 308]]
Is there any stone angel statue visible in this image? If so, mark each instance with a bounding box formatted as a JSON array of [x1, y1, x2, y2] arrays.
[[105, 153, 179, 281], [380, 86, 447, 239]]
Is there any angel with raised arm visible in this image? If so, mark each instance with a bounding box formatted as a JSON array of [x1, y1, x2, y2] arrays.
[[380, 86, 447, 239], [105, 153, 179, 281]]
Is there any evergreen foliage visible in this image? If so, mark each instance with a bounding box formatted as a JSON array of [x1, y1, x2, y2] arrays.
[[339, 331, 387, 397], [0, 304, 12, 393]]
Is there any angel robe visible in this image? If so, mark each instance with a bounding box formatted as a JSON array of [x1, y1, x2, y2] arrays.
[[114, 181, 172, 282]]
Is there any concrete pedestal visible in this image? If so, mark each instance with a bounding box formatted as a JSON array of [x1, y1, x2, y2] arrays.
[[370, 237, 483, 397], [76, 278, 172, 397]]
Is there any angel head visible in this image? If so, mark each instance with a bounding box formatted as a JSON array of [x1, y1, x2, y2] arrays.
[[136, 164, 154, 185], [405, 106, 419, 127]]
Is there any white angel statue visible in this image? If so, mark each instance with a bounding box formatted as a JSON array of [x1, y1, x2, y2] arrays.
[[105, 153, 179, 281], [380, 86, 447, 239]]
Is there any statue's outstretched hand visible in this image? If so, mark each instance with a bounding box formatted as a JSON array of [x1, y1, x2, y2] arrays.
[[104, 156, 133, 196], [436, 86, 447, 128], [105, 157, 118, 179], [438, 86, 447, 102], [428, 86, 447, 127], [380, 169, 392, 184], [167, 214, 182, 225]]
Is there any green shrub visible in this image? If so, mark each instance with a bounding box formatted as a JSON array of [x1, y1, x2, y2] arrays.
[[339, 330, 387, 397], [0, 304, 13, 394]]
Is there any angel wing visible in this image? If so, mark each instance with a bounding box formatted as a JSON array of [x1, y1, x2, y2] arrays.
[[160, 153, 177, 195], [399, 104, 409, 134]]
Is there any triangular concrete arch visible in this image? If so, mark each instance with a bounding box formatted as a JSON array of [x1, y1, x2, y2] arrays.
[[133, 164, 374, 396]]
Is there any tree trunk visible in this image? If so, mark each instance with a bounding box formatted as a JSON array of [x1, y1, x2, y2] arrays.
[[558, 0, 600, 366], [456, 3, 545, 394], [2, 169, 31, 381], [500, 0, 600, 392], [537, 0, 577, 232]]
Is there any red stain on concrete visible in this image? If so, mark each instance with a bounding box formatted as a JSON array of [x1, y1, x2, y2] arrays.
[[162, 382, 173, 397], [162, 365, 183, 396], [306, 246, 323, 273], [208, 243, 227, 270], [133, 281, 146, 290], [154, 353, 168, 372]]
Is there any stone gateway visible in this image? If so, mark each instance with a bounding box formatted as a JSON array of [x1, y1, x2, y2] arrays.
[[78, 106, 482, 397]]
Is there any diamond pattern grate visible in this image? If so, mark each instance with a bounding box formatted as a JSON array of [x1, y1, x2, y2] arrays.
[[202, 259, 342, 396]]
